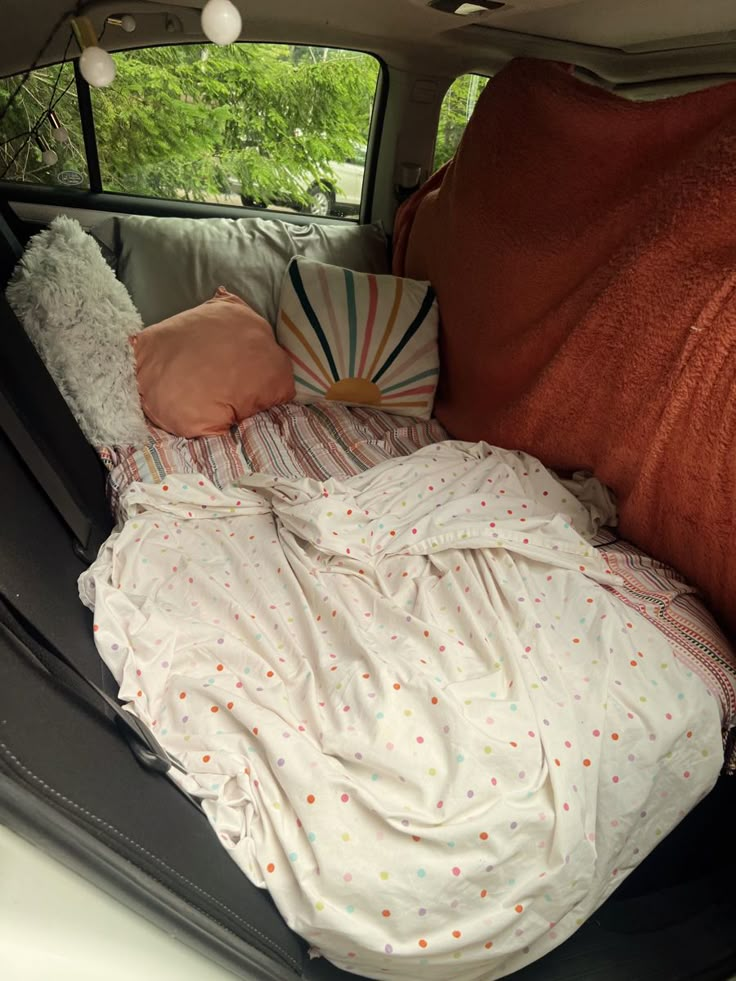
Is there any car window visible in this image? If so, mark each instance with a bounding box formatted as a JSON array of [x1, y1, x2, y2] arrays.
[[89, 44, 381, 220], [0, 63, 89, 188], [347, 145, 367, 167], [434, 73, 489, 171]]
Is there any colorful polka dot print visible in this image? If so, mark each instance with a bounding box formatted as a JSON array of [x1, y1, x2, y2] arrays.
[[80, 440, 726, 980]]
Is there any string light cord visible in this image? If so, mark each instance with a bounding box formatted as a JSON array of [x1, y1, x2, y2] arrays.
[[1, 11, 110, 147], [1, 2, 242, 177], [0, 4, 80, 127], [0, 10, 116, 181], [0, 30, 76, 180]]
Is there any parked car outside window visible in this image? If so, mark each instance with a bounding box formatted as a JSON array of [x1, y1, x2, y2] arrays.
[[237, 142, 366, 217]]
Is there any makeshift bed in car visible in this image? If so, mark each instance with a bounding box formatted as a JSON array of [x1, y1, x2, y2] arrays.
[[3, 57, 736, 981]]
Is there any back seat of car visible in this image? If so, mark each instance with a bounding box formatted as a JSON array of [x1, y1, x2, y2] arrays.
[[1, 203, 735, 981]]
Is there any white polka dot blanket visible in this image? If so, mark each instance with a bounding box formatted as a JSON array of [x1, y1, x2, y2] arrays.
[[79, 441, 724, 980]]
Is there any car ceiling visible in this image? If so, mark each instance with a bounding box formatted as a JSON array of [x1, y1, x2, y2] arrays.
[[2, 0, 736, 84]]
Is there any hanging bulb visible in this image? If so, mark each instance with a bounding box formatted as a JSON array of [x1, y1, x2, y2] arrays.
[[48, 110, 69, 143], [201, 0, 242, 46], [79, 47, 117, 87], [41, 148, 58, 167], [106, 14, 137, 33], [72, 16, 117, 88]]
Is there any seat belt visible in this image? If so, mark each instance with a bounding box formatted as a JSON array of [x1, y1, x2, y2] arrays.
[[0, 592, 191, 783], [0, 197, 23, 259], [0, 295, 112, 562], [0, 199, 111, 561], [0, 387, 98, 555]]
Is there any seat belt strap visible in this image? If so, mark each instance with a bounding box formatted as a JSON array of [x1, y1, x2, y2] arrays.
[[0, 592, 187, 777], [0, 387, 95, 555], [0, 197, 23, 261], [0, 295, 111, 562]]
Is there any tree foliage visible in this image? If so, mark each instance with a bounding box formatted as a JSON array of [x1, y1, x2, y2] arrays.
[[1, 48, 486, 207], [92, 45, 378, 205], [1, 44, 378, 208], [1, 62, 89, 186], [434, 73, 488, 170]]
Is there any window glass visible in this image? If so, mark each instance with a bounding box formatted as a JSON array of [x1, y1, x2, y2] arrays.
[[0, 64, 89, 188], [90, 45, 380, 219], [434, 73, 489, 171]]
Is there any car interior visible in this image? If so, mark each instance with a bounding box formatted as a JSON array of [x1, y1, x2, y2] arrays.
[[2, 2, 736, 980]]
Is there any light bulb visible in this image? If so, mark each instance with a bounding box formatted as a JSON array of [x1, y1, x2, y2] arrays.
[[106, 14, 136, 32], [79, 46, 117, 87], [48, 111, 68, 143], [201, 0, 242, 46], [41, 148, 58, 167]]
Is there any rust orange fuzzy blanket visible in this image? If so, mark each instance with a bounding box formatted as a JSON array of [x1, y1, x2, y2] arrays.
[[394, 58, 736, 635]]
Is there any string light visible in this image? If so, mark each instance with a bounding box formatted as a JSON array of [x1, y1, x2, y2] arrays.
[[79, 46, 116, 87], [0, 7, 72, 126], [48, 110, 69, 143], [106, 14, 137, 33], [201, 0, 242, 46], [2, 1, 243, 181], [72, 16, 117, 88], [34, 135, 59, 168], [1, 30, 75, 181]]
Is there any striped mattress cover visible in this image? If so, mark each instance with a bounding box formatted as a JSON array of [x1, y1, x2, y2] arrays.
[[99, 401, 736, 773]]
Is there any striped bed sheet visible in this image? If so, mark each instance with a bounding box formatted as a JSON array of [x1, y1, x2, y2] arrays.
[[99, 401, 736, 773], [599, 537, 736, 774], [100, 402, 448, 515]]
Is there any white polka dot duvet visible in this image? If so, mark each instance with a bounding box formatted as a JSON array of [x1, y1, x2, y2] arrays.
[[79, 441, 724, 980]]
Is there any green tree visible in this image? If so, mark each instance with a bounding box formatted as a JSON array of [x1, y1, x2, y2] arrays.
[[434, 73, 488, 171], [0, 62, 89, 186], [1, 44, 378, 209]]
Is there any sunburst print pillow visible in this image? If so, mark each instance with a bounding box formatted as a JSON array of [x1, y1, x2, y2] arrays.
[[276, 257, 439, 418]]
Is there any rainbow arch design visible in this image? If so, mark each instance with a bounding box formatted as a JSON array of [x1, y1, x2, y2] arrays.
[[278, 259, 439, 415]]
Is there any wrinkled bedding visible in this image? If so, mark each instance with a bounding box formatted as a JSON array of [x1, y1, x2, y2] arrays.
[[99, 401, 447, 517], [81, 440, 726, 980], [100, 403, 736, 763]]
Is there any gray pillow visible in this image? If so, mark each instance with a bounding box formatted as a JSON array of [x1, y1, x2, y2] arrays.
[[92, 214, 389, 328], [5, 216, 149, 447]]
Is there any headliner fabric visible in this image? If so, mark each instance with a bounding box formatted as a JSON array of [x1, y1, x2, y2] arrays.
[[92, 214, 389, 329], [393, 57, 736, 637]]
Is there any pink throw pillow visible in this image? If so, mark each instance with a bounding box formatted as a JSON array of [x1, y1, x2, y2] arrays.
[[131, 287, 295, 437]]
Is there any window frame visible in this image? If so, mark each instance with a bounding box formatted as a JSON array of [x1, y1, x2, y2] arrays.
[[2, 42, 387, 225], [8, 41, 388, 224], [433, 71, 490, 173], [73, 59, 102, 192], [0, 58, 90, 193]]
